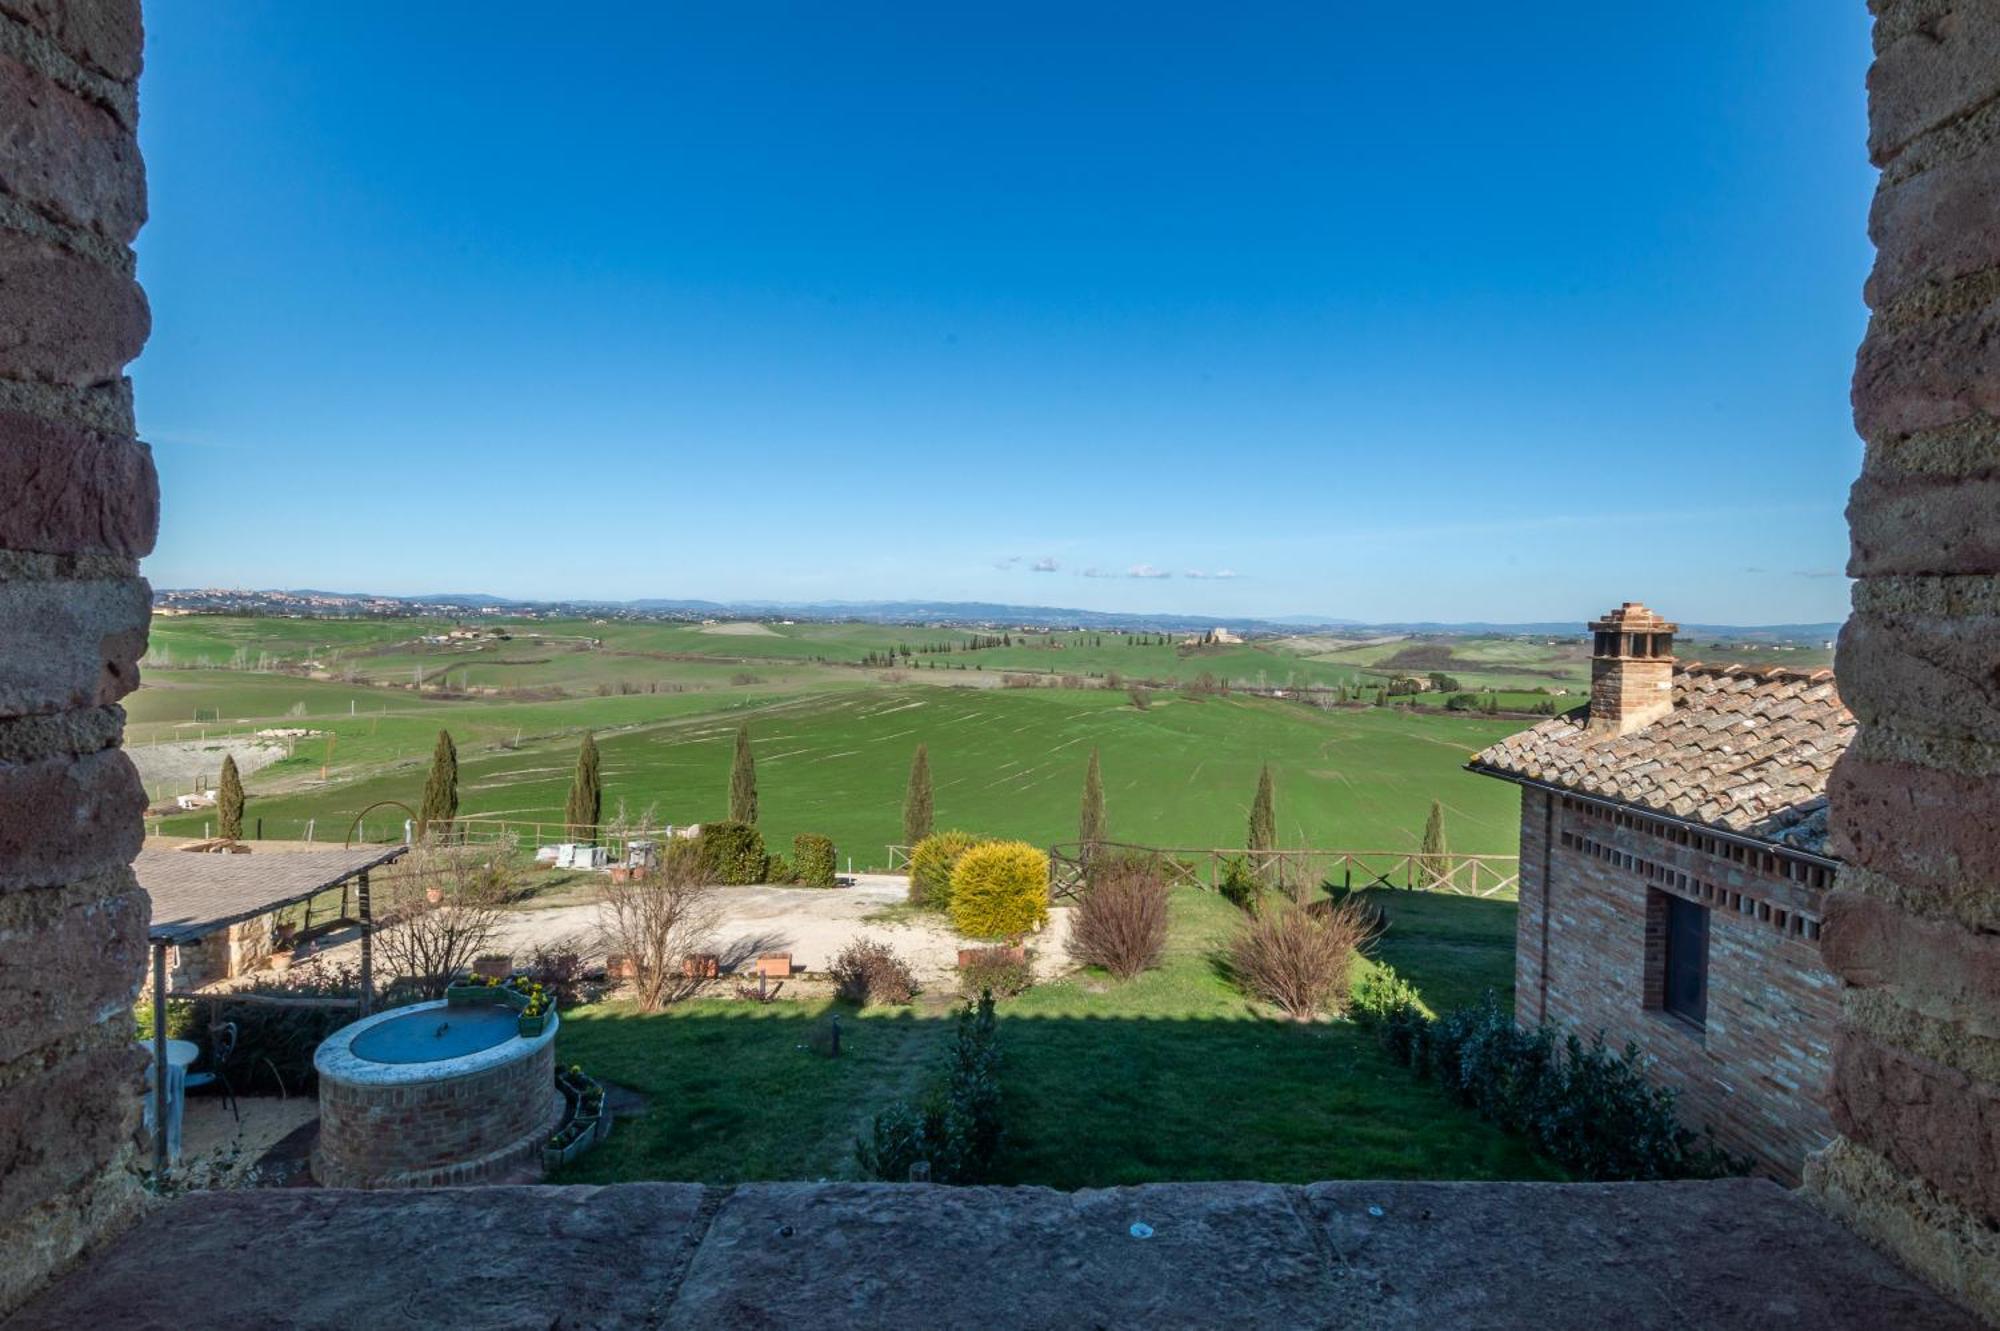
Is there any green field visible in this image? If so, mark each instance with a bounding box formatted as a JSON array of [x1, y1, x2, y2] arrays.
[[141, 658, 1529, 861], [552, 885, 1557, 1187]]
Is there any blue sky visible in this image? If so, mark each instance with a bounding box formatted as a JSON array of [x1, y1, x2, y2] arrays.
[[134, 4, 1874, 624]]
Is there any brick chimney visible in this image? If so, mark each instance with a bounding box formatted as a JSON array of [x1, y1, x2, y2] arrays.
[[1586, 602, 1677, 736]]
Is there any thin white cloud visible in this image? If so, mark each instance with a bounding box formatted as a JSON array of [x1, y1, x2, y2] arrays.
[[1184, 569, 1241, 580], [1031, 557, 1059, 572], [993, 555, 1023, 571], [1127, 564, 1172, 579], [1080, 567, 1115, 579]]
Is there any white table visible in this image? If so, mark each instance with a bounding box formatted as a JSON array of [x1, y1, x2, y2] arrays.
[[138, 1038, 199, 1164]]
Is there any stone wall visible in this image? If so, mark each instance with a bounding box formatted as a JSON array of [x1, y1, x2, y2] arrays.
[[1804, 0, 2000, 1317], [1515, 791, 1840, 1178], [0, 0, 153, 1314]]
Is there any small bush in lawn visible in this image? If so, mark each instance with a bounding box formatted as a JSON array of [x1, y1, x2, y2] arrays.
[[1217, 855, 1263, 914], [958, 946, 1035, 998], [698, 821, 767, 885], [948, 841, 1049, 940], [909, 830, 981, 909], [1351, 961, 1424, 1026], [793, 833, 837, 888], [1227, 898, 1374, 1020], [830, 937, 918, 1005], [856, 993, 1003, 1183], [1068, 855, 1169, 980], [765, 854, 794, 884]]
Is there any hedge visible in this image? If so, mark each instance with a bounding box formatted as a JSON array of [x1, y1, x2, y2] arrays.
[[948, 841, 1049, 940], [793, 833, 837, 888], [698, 820, 768, 886]]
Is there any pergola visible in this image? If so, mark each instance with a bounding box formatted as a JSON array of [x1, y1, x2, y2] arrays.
[[136, 844, 409, 1175]]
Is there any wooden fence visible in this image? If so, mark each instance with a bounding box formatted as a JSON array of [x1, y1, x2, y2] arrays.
[[1043, 841, 1519, 903]]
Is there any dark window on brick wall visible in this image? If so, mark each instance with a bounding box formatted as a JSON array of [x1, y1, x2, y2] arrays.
[[1663, 895, 1709, 1028]]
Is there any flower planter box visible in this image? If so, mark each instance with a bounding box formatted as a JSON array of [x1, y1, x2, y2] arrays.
[[682, 953, 720, 979], [516, 1007, 554, 1038], [542, 1129, 595, 1171], [753, 952, 793, 979], [446, 982, 528, 1010], [472, 954, 514, 979]]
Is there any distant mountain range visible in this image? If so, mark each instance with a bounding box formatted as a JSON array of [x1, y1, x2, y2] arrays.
[[153, 587, 1842, 643]]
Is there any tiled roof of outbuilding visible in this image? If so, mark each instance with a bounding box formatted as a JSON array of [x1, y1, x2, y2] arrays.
[[1468, 664, 1851, 855]]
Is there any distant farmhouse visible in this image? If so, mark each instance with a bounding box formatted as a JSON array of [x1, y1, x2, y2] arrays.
[[1469, 602, 1852, 1179]]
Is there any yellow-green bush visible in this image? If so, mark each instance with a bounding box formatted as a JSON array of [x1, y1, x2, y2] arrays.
[[948, 841, 1050, 940], [909, 829, 982, 909]]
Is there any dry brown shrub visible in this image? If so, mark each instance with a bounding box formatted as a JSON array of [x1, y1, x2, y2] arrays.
[[596, 839, 721, 1010], [1227, 898, 1376, 1020], [828, 937, 918, 1005], [373, 835, 523, 998], [1068, 856, 1170, 980]]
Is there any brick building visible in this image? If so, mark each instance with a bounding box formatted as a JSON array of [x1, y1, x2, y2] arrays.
[[1470, 603, 1855, 1178]]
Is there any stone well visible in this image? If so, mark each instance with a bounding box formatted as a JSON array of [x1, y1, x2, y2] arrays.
[[312, 1000, 563, 1188]]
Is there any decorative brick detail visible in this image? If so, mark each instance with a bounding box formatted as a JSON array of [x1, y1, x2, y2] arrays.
[[0, 407, 154, 557], [0, 873, 144, 1062], [0, 228, 145, 388], [0, 748, 144, 893], [0, 573, 148, 717], [0, 51, 144, 243]]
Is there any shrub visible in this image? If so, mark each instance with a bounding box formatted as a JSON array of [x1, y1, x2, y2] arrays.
[[524, 937, 593, 1011], [698, 820, 768, 886], [1068, 856, 1169, 980], [137, 958, 377, 1095], [948, 841, 1050, 940], [1227, 899, 1374, 1020], [1383, 994, 1747, 1182], [1217, 855, 1263, 914], [830, 937, 918, 1005], [909, 829, 981, 909], [1128, 685, 1151, 710], [1351, 960, 1424, 1027], [764, 854, 794, 885], [793, 833, 837, 888], [958, 946, 1035, 999], [856, 994, 1002, 1183]]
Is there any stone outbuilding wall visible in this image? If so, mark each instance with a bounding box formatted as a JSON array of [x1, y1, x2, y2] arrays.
[[0, 0, 155, 1312], [1803, 0, 2000, 1319]]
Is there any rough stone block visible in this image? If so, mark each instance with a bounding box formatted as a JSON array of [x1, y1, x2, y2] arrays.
[[1830, 754, 2000, 908], [0, 749, 144, 892], [0, 228, 145, 387], [1831, 1030, 2000, 1222], [0, 407, 155, 557], [0, 1038, 140, 1220], [0, 574, 148, 717], [0, 52, 143, 243], [1868, 1, 2000, 165], [1852, 292, 2000, 443], [1836, 607, 2000, 746], [1823, 886, 2000, 1035], [1869, 129, 2000, 311], [0, 875, 143, 1064], [0, 0, 142, 83], [1848, 470, 2000, 575]]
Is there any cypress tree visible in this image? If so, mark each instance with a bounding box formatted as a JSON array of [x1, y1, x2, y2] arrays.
[[1079, 747, 1106, 856], [903, 743, 933, 845], [217, 754, 245, 841], [729, 723, 758, 824], [565, 732, 601, 841], [1420, 798, 1449, 888], [1248, 763, 1276, 854], [418, 730, 457, 837]]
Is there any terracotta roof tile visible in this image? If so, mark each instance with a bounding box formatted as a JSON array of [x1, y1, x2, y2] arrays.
[[1469, 663, 1852, 856]]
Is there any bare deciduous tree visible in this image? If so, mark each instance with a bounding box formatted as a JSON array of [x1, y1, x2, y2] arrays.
[[597, 840, 720, 1010], [373, 836, 521, 998]]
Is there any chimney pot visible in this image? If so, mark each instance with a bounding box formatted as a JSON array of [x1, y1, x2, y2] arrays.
[[1585, 601, 1677, 736]]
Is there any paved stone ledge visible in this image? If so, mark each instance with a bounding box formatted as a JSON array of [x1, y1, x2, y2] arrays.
[[3, 1178, 1979, 1330]]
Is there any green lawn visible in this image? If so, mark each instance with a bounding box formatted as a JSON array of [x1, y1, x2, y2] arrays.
[[550, 886, 1558, 1188]]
